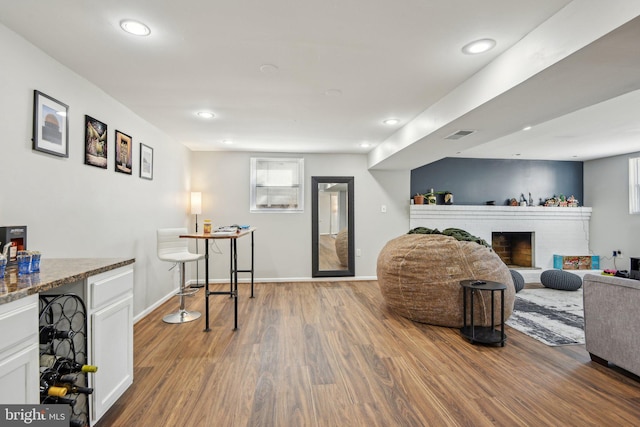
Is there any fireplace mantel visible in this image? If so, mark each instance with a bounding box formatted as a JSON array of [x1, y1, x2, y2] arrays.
[[409, 205, 593, 281], [410, 205, 592, 222]]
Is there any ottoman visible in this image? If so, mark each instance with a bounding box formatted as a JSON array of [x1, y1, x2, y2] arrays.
[[541, 269, 582, 291]]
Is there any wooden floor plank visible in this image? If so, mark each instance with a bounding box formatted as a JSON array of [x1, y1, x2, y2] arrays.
[[96, 281, 640, 427]]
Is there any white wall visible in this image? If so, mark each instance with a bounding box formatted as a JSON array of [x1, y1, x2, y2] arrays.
[[584, 152, 640, 271], [190, 152, 410, 280], [0, 25, 191, 318], [0, 23, 411, 322]]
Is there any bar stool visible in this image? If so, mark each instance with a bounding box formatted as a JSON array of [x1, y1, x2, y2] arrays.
[[157, 228, 204, 323]]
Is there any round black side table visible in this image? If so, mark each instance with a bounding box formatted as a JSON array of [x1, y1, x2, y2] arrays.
[[460, 279, 507, 346]]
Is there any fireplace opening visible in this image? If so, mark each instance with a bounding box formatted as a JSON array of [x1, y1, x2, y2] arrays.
[[492, 232, 534, 268]]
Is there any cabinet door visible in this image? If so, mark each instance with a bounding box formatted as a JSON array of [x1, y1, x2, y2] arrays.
[[0, 294, 39, 404], [90, 294, 133, 424], [0, 343, 39, 404]]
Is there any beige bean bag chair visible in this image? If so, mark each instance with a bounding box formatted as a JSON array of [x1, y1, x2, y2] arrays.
[[335, 228, 349, 267], [377, 234, 515, 328]]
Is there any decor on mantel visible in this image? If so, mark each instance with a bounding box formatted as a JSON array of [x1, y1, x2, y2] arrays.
[[412, 190, 453, 205], [426, 189, 437, 205], [544, 194, 579, 207]]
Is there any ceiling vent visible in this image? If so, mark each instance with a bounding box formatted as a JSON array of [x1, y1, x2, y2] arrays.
[[445, 130, 476, 140]]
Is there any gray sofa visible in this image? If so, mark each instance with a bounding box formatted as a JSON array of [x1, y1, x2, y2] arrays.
[[583, 273, 640, 377]]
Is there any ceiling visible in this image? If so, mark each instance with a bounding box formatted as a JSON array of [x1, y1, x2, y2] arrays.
[[1, 1, 640, 170]]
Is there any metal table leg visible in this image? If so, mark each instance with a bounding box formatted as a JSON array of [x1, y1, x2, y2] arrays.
[[204, 238, 211, 332], [233, 238, 238, 330]]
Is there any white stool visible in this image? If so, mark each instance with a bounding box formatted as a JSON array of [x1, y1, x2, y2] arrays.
[[157, 228, 204, 323]]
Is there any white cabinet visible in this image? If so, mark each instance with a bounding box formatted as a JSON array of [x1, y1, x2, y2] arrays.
[[86, 266, 134, 425], [0, 260, 134, 422], [0, 294, 39, 404]]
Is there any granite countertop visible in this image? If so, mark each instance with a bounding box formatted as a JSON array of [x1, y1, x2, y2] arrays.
[[0, 258, 135, 305]]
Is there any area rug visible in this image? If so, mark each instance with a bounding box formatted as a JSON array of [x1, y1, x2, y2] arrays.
[[505, 287, 584, 346]]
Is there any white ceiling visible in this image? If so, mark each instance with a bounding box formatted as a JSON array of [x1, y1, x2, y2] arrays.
[[1, 1, 639, 169]]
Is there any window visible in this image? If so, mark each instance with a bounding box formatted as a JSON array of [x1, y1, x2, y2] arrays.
[[630, 157, 640, 214], [250, 157, 304, 212]]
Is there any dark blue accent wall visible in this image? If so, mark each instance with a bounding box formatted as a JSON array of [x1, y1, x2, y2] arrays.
[[411, 158, 583, 206]]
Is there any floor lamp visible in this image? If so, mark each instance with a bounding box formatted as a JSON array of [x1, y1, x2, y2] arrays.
[[191, 192, 203, 288]]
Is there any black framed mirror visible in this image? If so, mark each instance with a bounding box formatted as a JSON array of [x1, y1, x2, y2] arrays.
[[312, 176, 354, 277]]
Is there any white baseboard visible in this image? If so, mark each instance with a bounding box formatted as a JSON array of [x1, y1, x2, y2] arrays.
[[133, 288, 176, 324], [188, 275, 378, 284]]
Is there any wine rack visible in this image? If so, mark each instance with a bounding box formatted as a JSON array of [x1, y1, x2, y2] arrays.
[[39, 294, 91, 427]]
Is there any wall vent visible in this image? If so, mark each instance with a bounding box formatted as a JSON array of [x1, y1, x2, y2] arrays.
[[445, 130, 476, 140]]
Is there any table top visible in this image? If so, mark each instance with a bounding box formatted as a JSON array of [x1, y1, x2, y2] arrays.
[[459, 279, 507, 291], [180, 227, 256, 240]]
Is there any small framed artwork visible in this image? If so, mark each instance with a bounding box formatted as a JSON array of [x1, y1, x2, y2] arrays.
[[139, 143, 153, 180], [32, 90, 69, 157], [115, 130, 133, 175], [84, 115, 108, 169]]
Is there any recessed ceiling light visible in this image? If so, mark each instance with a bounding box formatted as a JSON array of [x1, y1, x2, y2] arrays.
[[120, 20, 151, 36], [383, 118, 399, 125], [360, 142, 370, 148], [222, 139, 233, 145], [259, 64, 279, 73], [461, 38, 496, 55], [325, 89, 342, 96], [197, 112, 214, 119], [522, 125, 532, 131]]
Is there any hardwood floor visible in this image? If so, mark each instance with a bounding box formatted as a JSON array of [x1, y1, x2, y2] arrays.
[[97, 281, 640, 427], [318, 235, 343, 270]]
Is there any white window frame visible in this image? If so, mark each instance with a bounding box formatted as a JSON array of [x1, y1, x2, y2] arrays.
[[630, 157, 640, 214], [250, 157, 304, 213]]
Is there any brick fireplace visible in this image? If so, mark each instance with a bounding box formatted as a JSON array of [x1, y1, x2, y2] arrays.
[[492, 232, 534, 268], [409, 205, 593, 282]]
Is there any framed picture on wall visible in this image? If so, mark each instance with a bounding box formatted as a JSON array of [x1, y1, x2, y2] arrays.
[[115, 130, 133, 175], [32, 90, 69, 157], [84, 115, 108, 169], [139, 143, 153, 180]]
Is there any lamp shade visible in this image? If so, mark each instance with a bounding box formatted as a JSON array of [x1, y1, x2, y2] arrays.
[[191, 192, 202, 215]]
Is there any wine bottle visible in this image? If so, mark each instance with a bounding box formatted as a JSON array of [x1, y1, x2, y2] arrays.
[[45, 395, 76, 406], [40, 354, 98, 374], [55, 380, 93, 396], [39, 371, 68, 398], [39, 325, 75, 344]]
